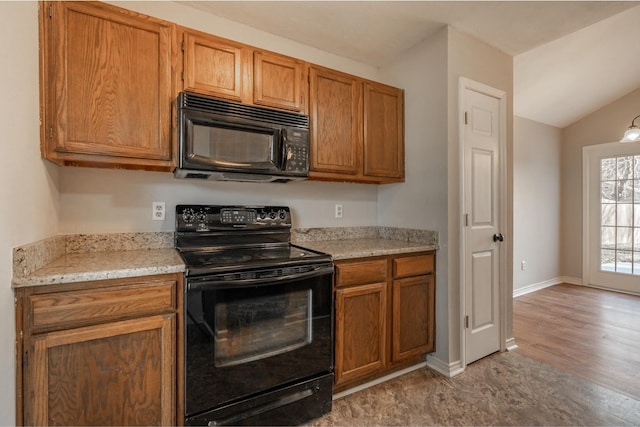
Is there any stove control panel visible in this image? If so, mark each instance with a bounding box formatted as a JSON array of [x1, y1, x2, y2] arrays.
[[176, 205, 291, 231]]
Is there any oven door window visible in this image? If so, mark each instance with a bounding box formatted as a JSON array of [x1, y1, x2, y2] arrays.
[[187, 117, 280, 172], [214, 289, 312, 367]]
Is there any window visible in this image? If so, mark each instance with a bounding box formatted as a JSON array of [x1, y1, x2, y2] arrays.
[[600, 155, 640, 274], [584, 143, 639, 294]]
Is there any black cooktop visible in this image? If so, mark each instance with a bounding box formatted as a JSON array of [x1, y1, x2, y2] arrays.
[[175, 205, 333, 277], [179, 244, 331, 274]]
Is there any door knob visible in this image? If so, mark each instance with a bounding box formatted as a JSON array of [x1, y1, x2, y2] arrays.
[[493, 233, 504, 242]]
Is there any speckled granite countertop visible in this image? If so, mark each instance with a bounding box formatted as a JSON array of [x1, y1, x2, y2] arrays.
[[12, 233, 184, 288], [12, 227, 438, 288], [298, 239, 436, 260], [12, 248, 185, 288], [292, 226, 438, 260]]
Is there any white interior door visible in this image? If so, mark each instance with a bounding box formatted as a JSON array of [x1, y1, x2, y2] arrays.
[[584, 142, 640, 294], [461, 79, 505, 365]]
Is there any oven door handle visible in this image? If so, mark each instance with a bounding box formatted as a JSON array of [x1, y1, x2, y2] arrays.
[[208, 387, 315, 426], [187, 263, 334, 291]]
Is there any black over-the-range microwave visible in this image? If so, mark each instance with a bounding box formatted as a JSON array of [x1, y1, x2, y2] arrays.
[[175, 92, 310, 183]]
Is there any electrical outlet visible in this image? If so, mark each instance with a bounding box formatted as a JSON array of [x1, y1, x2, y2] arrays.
[[152, 202, 165, 221], [521, 260, 527, 271], [335, 204, 343, 218]]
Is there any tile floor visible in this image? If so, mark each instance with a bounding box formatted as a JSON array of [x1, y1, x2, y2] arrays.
[[307, 351, 640, 426]]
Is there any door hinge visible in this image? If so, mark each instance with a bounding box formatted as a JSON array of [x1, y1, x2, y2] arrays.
[[181, 71, 184, 81], [464, 111, 468, 125], [181, 40, 185, 52], [48, 4, 53, 18], [464, 315, 469, 329], [464, 213, 469, 227]]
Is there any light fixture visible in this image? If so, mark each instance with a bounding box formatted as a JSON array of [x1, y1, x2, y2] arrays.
[[621, 114, 640, 142]]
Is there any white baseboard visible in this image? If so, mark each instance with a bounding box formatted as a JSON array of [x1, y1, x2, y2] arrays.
[[579, 281, 640, 297], [505, 337, 518, 351], [560, 276, 583, 286], [426, 354, 464, 377], [513, 278, 558, 297], [513, 276, 583, 298]]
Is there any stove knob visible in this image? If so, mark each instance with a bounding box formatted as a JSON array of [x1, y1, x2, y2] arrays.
[[269, 211, 277, 220], [182, 208, 195, 223], [259, 211, 267, 220], [196, 211, 207, 223], [279, 210, 287, 220]]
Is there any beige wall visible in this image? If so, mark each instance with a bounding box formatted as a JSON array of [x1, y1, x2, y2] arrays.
[[378, 27, 451, 366], [513, 117, 562, 291], [380, 26, 514, 370], [562, 88, 640, 279], [447, 28, 514, 366], [0, 2, 60, 424]]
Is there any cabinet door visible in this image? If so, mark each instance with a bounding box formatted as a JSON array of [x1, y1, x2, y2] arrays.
[[183, 30, 248, 102], [43, 2, 173, 169], [26, 315, 175, 426], [392, 275, 435, 362], [309, 66, 362, 176], [335, 282, 386, 385], [253, 51, 306, 112], [364, 81, 404, 180]]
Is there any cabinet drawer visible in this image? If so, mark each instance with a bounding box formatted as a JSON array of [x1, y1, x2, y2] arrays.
[[335, 259, 387, 287], [393, 253, 434, 278], [29, 281, 177, 330]]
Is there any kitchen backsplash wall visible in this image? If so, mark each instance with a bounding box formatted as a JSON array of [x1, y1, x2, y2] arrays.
[[58, 167, 380, 234]]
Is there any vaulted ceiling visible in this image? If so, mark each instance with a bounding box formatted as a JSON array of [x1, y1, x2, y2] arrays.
[[179, 1, 640, 128]]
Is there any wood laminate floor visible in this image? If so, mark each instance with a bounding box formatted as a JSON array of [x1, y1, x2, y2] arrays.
[[309, 283, 640, 426], [513, 283, 640, 400]]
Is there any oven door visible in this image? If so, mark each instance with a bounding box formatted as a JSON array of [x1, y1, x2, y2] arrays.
[[184, 265, 334, 419]]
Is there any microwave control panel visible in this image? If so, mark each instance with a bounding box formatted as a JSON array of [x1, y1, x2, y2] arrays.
[[283, 130, 309, 174]]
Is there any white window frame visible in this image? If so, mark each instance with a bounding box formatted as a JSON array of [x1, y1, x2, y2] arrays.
[[583, 142, 640, 294]]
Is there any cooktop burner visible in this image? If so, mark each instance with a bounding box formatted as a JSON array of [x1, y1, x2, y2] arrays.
[[180, 245, 317, 268]]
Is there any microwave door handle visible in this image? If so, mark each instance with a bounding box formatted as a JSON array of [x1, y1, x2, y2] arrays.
[[280, 129, 292, 170]]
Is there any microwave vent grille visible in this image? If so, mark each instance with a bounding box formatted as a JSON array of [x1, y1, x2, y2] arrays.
[[179, 92, 309, 129]]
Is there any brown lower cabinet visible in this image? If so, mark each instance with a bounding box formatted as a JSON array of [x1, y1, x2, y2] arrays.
[[334, 252, 435, 391], [14, 273, 184, 426]]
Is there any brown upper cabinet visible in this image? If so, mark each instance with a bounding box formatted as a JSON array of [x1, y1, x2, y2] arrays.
[[364, 81, 405, 181], [39, 1, 404, 182], [309, 66, 362, 177], [181, 29, 249, 104], [253, 51, 306, 112], [309, 65, 405, 184], [39, 1, 175, 171], [180, 28, 307, 113]]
